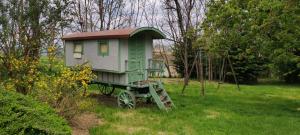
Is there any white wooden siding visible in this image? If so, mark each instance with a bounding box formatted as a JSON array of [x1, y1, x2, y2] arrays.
[[65, 39, 120, 71]]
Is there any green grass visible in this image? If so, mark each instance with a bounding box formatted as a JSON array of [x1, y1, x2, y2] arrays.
[[87, 78, 300, 135]]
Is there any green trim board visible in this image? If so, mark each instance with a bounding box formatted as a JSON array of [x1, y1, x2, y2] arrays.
[[130, 27, 166, 39], [98, 40, 109, 56], [93, 68, 126, 74], [63, 41, 66, 66], [118, 39, 122, 72]]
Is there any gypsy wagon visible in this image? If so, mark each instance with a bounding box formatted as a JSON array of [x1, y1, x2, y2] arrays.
[[62, 27, 175, 110]]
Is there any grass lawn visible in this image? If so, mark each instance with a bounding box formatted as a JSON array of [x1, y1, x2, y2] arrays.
[[87, 79, 300, 135]]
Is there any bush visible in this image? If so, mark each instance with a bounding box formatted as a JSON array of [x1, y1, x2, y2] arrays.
[[32, 60, 94, 120], [0, 90, 71, 135], [2, 52, 96, 120], [1, 46, 95, 121], [32, 55, 95, 120]]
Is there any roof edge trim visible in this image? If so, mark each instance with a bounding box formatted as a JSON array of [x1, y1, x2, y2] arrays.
[[129, 27, 166, 39]]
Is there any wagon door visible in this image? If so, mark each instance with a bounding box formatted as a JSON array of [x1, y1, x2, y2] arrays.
[[128, 36, 145, 83]]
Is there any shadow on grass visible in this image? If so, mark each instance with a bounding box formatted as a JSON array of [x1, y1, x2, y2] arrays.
[[257, 79, 300, 87], [89, 93, 118, 107], [88, 93, 157, 109]]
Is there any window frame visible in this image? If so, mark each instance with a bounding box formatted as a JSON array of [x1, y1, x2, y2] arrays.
[[98, 40, 109, 57], [73, 41, 84, 58]]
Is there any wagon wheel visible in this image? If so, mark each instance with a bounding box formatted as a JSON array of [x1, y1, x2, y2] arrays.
[[97, 84, 115, 96], [118, 91, 136, 109]]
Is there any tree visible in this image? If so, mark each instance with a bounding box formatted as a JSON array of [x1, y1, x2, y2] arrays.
[[252, 0, 300, 83], [201, 0, 299, 84], [0, 0, 71, 94], [163, 0, 206, 93], [200, 0, 266, 84], [68, 0, 156, 32]]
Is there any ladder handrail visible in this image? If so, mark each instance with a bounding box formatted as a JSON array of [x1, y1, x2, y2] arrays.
[[149, 81, 175, 111]]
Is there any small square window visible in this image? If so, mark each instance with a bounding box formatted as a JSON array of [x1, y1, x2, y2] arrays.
[[73, 42, 83, 59], [98, 40, 109, 56]]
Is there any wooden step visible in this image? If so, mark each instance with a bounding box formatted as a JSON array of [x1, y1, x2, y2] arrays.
[[156, 88, 163, 92], [164, 101, 172, 108], [162, 98, 170, 104], [156, 89, 164, 95], [160, 95, 167, 101], [149, 82, 175, 111]]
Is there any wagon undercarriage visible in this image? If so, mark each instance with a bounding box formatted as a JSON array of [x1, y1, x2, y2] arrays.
[[90, 80, 175, 111]]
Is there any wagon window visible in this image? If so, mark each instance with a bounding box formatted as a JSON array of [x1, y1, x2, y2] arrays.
[[73, 42, 83, 59], [98, 40, 109, 56]]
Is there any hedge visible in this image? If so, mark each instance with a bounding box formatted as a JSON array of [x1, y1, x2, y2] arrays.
[[0, 90, 71, 135]]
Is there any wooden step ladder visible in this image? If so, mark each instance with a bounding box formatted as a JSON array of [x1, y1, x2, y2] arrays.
[[149, 81, 175, 111]]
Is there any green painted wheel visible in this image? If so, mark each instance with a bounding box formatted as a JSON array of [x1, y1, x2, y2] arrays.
[[118, 91, 136, 109], [97, 84, 115, 96]]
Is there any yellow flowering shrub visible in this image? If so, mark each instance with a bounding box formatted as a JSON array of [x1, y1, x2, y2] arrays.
[[1, 56, 40, 94], [1, 45, 96, 120], [33, 64, 94, 101], [32, 53, 95, 119]]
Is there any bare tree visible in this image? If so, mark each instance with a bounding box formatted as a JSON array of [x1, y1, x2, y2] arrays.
[[69, 0, 133, 32], [0, 0, 70, 94], [156, 43, 173, 78], [163, 0, 207, 94]]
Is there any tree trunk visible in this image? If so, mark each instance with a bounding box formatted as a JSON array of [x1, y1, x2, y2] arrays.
[[159, 44, 172, 78], [199, 52, 205, 96], [98, 0, 104, 30], [208, 54, 213, 81], [182, 42, 189, 94], [85, 0, 88, 32]]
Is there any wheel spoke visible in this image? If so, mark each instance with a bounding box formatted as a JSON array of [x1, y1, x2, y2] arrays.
[[126, 94, 130, 100], [104, 86, 107, 93], [119, 99, 125, 102], [128, 104, 133, 108], [121, 94, 126, 99], [118, 91, 136, 109], [98, 85, 114, 95]]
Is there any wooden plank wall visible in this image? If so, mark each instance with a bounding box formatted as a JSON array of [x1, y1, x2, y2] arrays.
[[95, 71, 127, 85]]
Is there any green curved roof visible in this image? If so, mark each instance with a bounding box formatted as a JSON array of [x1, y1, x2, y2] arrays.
[[130, 27, 166, 39]]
